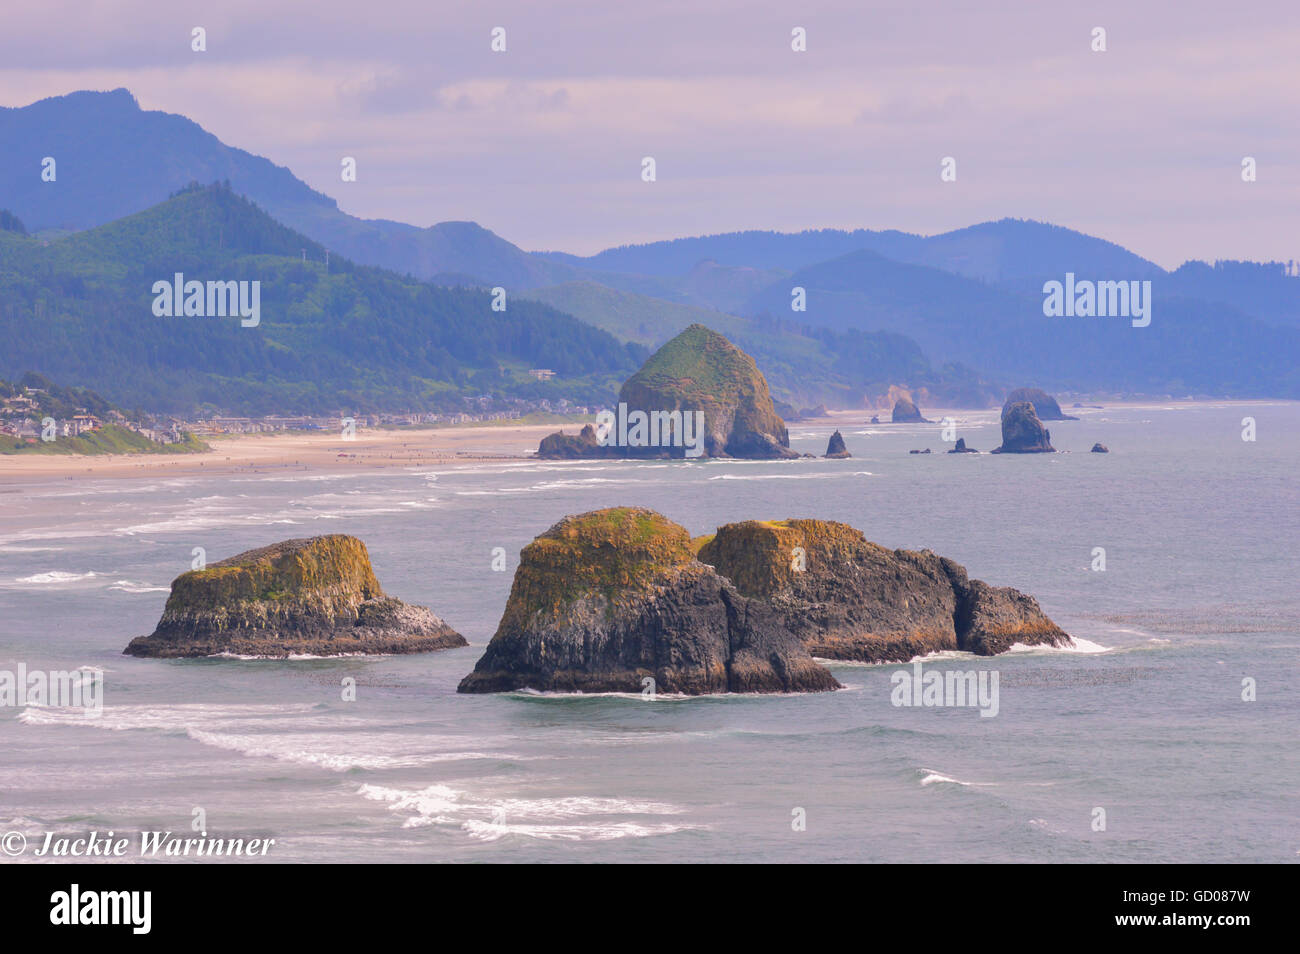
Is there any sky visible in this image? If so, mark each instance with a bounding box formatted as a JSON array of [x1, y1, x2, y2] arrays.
[[1, 0, 1297, 267]]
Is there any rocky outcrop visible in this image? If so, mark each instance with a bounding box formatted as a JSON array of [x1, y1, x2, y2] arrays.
[[823, 430, 851, 458], [457, 508, 840, 694], [124, 535, 466, 658], [536, 325, 796, 460], [948, 438, 978, 453], [697, 519, 1071, 663], [909, 448, 931, 454], [536, 424, 618, 459], [1004, 388, 1077, 421], [992, 401, 1056, 453], [800, 404, 830, 419], [1091, 442, 1109, 453], [891, 397, 930, 423]]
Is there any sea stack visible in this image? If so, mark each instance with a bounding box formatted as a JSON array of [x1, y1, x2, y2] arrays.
[[696, 519, 1072, 662], [891, 397, 929, 423], [457, 508, 839, 694], [1091, 443, 1109, 453], [1003, 387, 1078, 421], [823, 430, 851, 458], [124, 535, 466, 658], [993, 401, 1056, 453], [536, 324, 796, 460], [948, 438, 978, 454]]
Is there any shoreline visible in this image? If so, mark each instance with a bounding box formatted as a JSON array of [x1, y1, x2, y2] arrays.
[[0, 399, 1288, 485]]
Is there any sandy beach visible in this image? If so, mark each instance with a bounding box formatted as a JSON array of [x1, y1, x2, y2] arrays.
[[0, 421, 575, 484]]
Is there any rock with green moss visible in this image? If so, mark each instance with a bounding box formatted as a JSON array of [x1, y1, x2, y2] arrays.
[[536, 325, 796, 460], [457, 507, 839, 694], [697, 518, 1071, 662], [124, 535, 466, 658]]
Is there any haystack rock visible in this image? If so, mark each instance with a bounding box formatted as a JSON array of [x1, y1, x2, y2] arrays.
[[696, 519, 1071, 663], [1004, 388, 1078, 421], [823, 430, 851, 458], [457, 508, 839, 694], [992, 402, 1056, 453], [124, 535, 465, 658], [891, 397, 930, 423], [535, 324, 796, 460]]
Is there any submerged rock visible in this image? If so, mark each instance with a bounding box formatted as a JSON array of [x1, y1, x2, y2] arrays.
[[697, 518, 1071, 663], [891, 397, 930, 423], [823, 430, 851, 458], [1091, 442, 1109, 453], [909, 448, 931, 454], [1003, 387, 1078, 421], [536, 325, 796, 460], [124, 535, 466, 658], [992, 402, 1056, 453], [457, 508, 839, 695]]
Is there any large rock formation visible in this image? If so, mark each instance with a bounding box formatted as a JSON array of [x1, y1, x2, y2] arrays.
[[696, 519, 1070, 663], [891, 397, 930, 423], [823, 430, 851, 458], [124, 535, 466, 658], [993, 401, 1056, 453], [536, 325, 796, 460], [1004, 387, 1077, 421], [536, 424, 618, 459], [457, 508, 839, 694]]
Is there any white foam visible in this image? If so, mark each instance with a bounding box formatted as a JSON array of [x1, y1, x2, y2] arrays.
[[12, 570, 98, 585], [707, 471, 873, 481]]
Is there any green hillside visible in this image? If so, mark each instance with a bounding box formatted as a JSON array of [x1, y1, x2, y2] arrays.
[[0, 183, 646, 415]]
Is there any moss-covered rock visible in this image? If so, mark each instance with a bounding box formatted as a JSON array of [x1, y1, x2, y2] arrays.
[[697, 518, 1070, 662], [458, 508, 839, 694], [124, 535, 465, 658], [536, 325, 796, 460]]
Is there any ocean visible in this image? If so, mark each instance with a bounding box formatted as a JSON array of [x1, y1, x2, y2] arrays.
[[1, 402, 1297, 863]]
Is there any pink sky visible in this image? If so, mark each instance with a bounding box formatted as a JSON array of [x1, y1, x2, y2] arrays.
[[2, 0, 1296, 266]]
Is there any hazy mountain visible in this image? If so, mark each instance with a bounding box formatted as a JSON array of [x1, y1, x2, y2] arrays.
[[518, 280, 996, 407], [0, 183, 643, 414], [744, 250, 1300, 397], [0, 89, 579, 288], [537, 219, 1163, 286]]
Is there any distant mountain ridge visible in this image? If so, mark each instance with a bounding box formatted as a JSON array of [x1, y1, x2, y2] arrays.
[[3, 88, 1298, 400]]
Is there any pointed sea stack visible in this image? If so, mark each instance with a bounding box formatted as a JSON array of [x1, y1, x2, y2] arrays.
[[993, 401, 1056, 453], [457, 508, 839, 694], [124, 535, 466, 658], [823, 430, 851, 458], [697, 519, 1071, 662], [891, 397, 930, 423]]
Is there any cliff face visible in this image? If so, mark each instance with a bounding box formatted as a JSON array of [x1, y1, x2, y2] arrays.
[[536, 325, 796, 460], [124, 535, 466, 657], [1004, 387, 1077, 421], [993, 401, 1056, 453], [457, 508, 839, 694], [697, 519, 1071, 662]]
